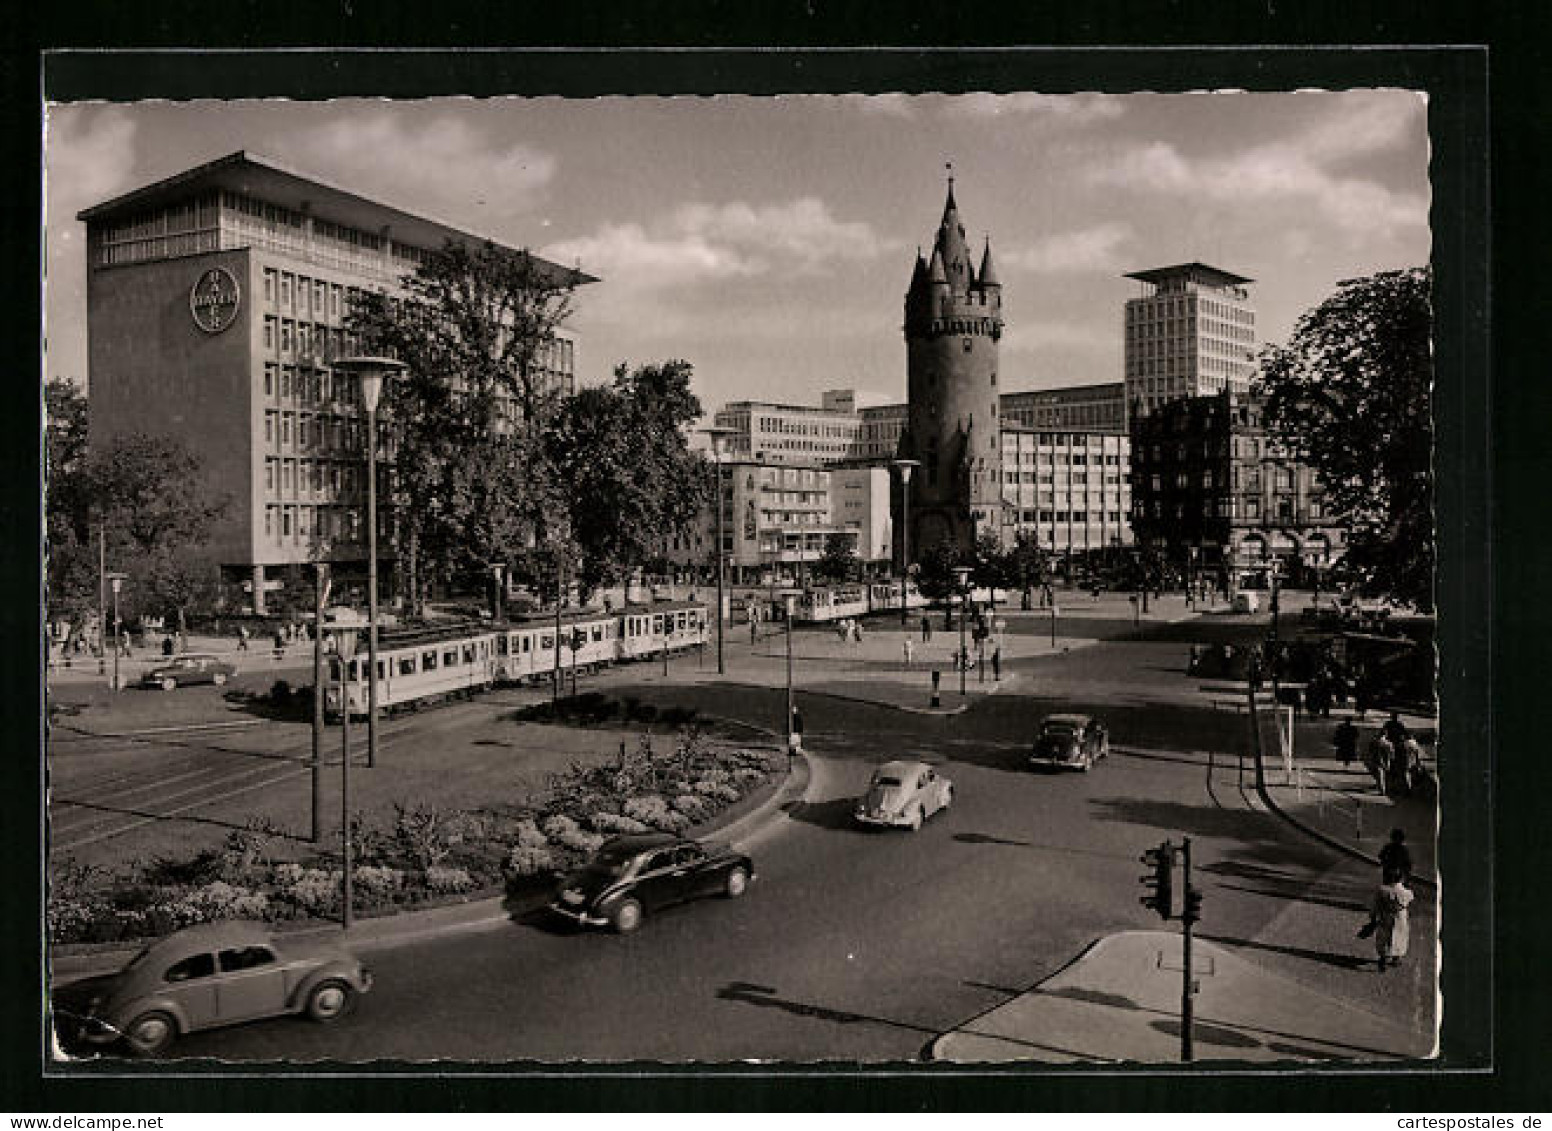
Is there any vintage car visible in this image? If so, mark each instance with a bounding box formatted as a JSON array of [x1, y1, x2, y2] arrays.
[[140, 653, 237, 690], [1031, 713, 1110, 772], [853, 760, 954, 830], [65, 920, 372, 1056], [549, 833, 754, 933]]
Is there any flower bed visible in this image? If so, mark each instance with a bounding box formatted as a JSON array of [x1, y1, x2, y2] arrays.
[[48, 731, 783, 945]]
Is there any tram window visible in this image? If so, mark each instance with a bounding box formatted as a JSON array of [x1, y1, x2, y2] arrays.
[[541, 633, 553, 650], [376, 660, 386, 679], [443, 649, 458, 666], [422, 650, 438, 671], [652, 615, 664, 635], [591, 625, 603, 642], [397, 656, 416, 676], [462, 644, 476, 663], [496, 636, 508, 656], [520, 635, 531, 654], [329, 658, 342, 681]]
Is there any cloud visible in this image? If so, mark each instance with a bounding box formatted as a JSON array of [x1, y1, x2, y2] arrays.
[[943, 92, 1125, 123], [1085, 97, 1429, 236], [44, 106, 140, 221], [1002, 222, 1134, 274], [545, 197, 890, 286], [287, 110, 556, 228]]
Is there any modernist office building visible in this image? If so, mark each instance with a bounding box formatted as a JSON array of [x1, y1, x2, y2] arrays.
[[1123, 262, 1258, 420], [78, 151, 588, 614]]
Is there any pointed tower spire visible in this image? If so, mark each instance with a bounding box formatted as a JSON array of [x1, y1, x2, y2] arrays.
[[978, 235, 1000, 288], [927, 244, 948, 285]]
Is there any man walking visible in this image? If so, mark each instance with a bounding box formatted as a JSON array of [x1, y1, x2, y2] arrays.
[[1332, 717, 1359, 767], [921, 614, 932, 644]]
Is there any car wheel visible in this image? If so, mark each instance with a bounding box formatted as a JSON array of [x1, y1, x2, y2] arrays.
[[124, 1010, 176, 1056], [160, 677, 177, 692], [724, 867, 749, 898], [305, 979, 355, 1022], [611, 898, 643, 933], [212, 672, 228, 686], [908, 805, 924, 832]]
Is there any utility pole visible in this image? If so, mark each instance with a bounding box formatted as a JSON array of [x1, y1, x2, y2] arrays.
[[1180, 835, 1201, 1063], [97, 524, 107, 677], [310, 564, 330, 844]]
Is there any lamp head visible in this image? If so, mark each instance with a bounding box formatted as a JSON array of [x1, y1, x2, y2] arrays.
[[334, 356, 407, 415]]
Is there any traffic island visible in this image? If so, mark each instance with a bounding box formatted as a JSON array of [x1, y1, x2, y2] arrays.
[[927, 929, 1422, 1064]]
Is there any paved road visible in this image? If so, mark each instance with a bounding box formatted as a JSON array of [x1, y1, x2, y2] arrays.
[[97, 618, 1434, 1063]]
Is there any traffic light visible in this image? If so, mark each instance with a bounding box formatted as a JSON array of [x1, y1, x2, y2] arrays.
[[1140, 841, 1175, 920], [1183, 886, 1203, 925]]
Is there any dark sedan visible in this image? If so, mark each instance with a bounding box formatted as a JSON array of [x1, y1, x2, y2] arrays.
[[549, 833, 754, 933], [141, 653, 237, 691]]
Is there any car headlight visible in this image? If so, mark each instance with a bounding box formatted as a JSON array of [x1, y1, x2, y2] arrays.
[[560, 889, 585, 905]]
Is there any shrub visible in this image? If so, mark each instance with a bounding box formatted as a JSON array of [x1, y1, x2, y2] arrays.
[[589, 811, 651, 835], [355, 865, 406, 896], [504, 842, 557, 879], [274, 865, 341, 914], [539, 815, 605, 854], [392, 802, 451, 871], [424, 866, 475, 894], [512, 818, 548, 851], [672, 793, 710, 823], [693, 780, 741, 804], [733, 767, 767, 790]]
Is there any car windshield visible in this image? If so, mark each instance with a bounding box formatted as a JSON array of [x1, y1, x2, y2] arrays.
[[1042, 724, 1077, 738], [872, 775, 904, 788]]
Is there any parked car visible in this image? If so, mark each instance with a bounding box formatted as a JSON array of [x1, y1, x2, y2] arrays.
[[65, 920, 372, 1056], [1031, 713, 1110, 772], [853, 760, 953, 830], [141, 653, 237, 690], [549, 833, 754, 933]]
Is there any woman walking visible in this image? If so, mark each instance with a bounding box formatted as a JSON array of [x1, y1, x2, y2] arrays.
[[1366, 876, 1415, 972]]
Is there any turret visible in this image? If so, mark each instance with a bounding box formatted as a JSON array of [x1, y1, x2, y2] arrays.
[[977, 237, 1000, 289]]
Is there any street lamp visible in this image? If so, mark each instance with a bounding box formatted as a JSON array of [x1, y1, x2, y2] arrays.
[[891, 459, 920, 625], [952, 565, 972, 698], [329, 618, 363, 930], [310, 560, 331, 844], [488, 561, 507, 624], [106, 573, 127, 691], [779, 589, 802, 754], [334, 355, 406, 772], [700, 426, 737, 676]]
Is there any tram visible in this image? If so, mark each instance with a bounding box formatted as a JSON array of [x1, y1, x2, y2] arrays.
[[324, 599, 709, 717]]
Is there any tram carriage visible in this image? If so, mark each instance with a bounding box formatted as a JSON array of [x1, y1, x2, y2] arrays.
[[796, 584, 869, 624], [325, 599, 709, 718], [867, 580, 930, 614]]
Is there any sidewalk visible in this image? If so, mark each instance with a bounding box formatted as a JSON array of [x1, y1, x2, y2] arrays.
[[929, 929, 1420, 1063]]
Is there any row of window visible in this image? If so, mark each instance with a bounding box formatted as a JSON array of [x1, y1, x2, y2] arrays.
[[263, 503, 368, 543], [262, 410, 368, 456], [263, 363, 362, 408], [264, 456, 378, 498]]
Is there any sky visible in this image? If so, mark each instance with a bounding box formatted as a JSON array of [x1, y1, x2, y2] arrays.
[[43, 90, 1431, 418]]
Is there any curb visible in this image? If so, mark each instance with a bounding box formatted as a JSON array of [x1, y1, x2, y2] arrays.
[[1247, 695, 1437, 893]]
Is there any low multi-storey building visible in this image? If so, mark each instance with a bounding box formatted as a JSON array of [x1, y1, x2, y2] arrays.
[[1000, 427, 1133, 554], [1000, 383, 1126, 433]]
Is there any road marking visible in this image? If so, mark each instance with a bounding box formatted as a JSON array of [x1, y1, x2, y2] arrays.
[[53, 766, 313, 849]]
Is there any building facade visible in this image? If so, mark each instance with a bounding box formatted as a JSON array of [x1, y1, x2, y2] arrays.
[[1001, 427, 1133, 554], [1000, 383, 1126, 433], [713, 395, 863, 466], [1123, 263, 1258, 421], [78, 151, 587, 613], [898, 180, 1004, 556], [1129, 391, 1344, 584]]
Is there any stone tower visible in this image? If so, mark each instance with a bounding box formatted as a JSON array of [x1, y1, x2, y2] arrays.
[[900, 175, 1004, 559]]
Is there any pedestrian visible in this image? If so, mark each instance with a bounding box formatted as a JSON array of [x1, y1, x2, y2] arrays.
[[1332, 718, 1359, 767], [119, 632, 133, 658], [237, 625, 250, 652], [1401, 735, 1425, 794], [1366, 733, 1393, 796], [992, 645, 1001, 682], [1388, 737, 1413, 798], [921, 615, 932, 644], [1382, 710, 1409, 749], [273, 628, 286, 659], [1379, 828, 1412, 886], [1354, 670, 1372, 720], [1362, 874, 1415, 973], [161, 634, 175, 658], [854, 621, 864, 643], [903, 639, 914, 668]]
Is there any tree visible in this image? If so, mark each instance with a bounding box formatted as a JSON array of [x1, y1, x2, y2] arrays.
[[45, 380, 95, 623], [347, 240, 581, 612], [1258, 267, 1433, 610], [1006, 529, 1049, 605], [971, 531, 1010, 598], [914, 536, 967, 603], [813, 533, 859, 584], [548, 360, 709, 598]]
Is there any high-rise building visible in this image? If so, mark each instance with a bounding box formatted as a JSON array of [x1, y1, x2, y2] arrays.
[[77, 151, 591, 613], [899, 178, 1004, 555], [1123, 263, 1257, 421]]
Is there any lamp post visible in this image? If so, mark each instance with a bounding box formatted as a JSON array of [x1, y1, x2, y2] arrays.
[[106, 573, 127, 691], [310, 561, 331, 844], [891, 459, 920, 625], [700, 426, 737, 676], [780, 590, 801, 754], [334, 356, 405, 772], [952, 565, 972, 698], [97, 524, 107, 676], [330, 620, 362, 930], [489, 562, 506, 624]]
